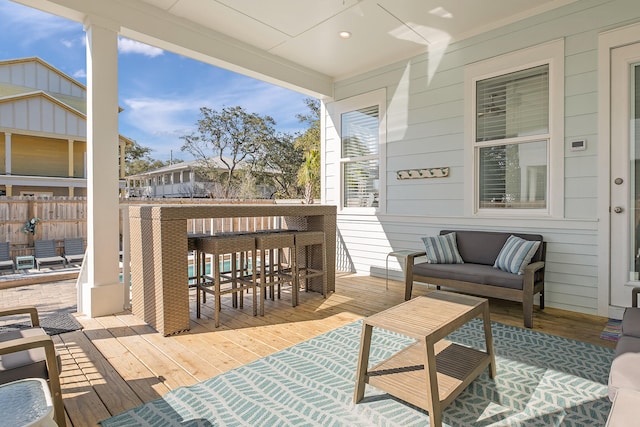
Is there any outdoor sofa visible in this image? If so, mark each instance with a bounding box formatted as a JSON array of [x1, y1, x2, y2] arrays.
[[404, 229, 546, 328]]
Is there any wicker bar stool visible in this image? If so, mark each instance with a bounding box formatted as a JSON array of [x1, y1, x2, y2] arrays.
[[195, 234, 257, 327], [187, 233, 212, 303], [254, 231, 297, 316], [294, 231, 327, 298]]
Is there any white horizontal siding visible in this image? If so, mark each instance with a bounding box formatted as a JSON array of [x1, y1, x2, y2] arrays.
[[337, 215, 599, 314], [325, 0, 640, 316]]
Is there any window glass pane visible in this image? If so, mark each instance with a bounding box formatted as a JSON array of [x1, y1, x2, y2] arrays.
[[343, 160, 379, 208], [341, 104, 380, 209], [341, 106, 379, 157], [478, 140, 547, 209], [476, 65, 549, 142]]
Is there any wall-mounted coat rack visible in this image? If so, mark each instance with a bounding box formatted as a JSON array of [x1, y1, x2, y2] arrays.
[[396, 167, 449, 180]]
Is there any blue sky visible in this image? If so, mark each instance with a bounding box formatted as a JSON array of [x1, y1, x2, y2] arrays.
[[0, 0, 313, 161]]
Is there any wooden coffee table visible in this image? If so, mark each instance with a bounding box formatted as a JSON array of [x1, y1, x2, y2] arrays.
[[353, 291, 496, 427]]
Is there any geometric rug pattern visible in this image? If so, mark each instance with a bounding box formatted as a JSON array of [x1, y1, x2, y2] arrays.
[[101, 319, 614, 426]]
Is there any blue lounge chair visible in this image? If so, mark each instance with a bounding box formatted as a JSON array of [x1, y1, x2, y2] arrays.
[[63, 238, 85, 266], [34, 240, 66, 270], [0, 242, 14, 273]]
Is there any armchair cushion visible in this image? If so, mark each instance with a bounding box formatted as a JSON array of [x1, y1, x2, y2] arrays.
[[421, 232, 464, 264], [609, 338, 640, 400], [0, 327, 61, 385]]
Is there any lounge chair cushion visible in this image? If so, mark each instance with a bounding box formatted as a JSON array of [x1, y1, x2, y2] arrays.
[[64, 254, 84, 263], [36, 256, 66, 266], [0, 327, 62, 385]]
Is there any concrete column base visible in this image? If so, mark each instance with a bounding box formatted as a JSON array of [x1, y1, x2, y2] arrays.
[[79, 282, 125, 318]]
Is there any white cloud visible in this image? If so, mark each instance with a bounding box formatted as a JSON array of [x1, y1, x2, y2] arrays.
[[61, 35, 86, 50], [198, 77, 311, 132], [121, 96, 201, 136], [118, 38, 163, 58], [73, 69, 86, 79], [0, 0, 81, 44]]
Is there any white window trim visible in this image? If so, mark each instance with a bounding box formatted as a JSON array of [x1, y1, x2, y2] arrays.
[[464, 39, 564, 218], [330, 88, 387, 214]]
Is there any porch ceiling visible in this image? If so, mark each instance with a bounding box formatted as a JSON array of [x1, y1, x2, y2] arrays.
[[14, 0, 577, 96], [137, 0, 578, 80]]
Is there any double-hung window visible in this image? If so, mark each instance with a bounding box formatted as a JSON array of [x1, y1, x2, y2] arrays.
[[476, 65, 549, 209], [333, 89, 386, 211], [466, 40, 564, 216]]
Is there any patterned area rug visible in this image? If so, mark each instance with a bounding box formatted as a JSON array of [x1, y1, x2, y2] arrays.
[[0, 312, 83, 336], [600, 318, 622, 342], [101, 319, 614, 427]]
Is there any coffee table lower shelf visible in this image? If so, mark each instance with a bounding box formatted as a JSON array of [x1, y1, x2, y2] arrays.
[[367, 339, 492, 410]]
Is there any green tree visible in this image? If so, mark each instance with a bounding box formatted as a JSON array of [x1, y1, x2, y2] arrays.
[[298, 148, 320, 203], [180, 106, 276, 199], [254, 132, 304, 199], [294, 98, 321, 203]]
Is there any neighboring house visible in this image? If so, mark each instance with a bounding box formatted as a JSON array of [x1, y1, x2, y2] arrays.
[[125, 157, 277, 199], [19, 0, 640, 322], [0, 57, 130, 197]]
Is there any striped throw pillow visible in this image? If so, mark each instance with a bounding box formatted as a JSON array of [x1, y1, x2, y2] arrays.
[[421, 232, 464, 264], [493, 235, 541, 275]]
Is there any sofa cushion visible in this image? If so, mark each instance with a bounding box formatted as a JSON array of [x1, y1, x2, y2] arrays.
[[609, 335, 640, 400], [412, 262, 525, 290], [441, 230, 544, 266], [421, 232, 463, 264], [622, 307, 640, 338], [494, 235, 541, 275]]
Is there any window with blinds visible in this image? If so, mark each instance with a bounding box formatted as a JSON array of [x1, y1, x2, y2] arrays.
[[341, 106, 379, 208], [475, 64, 549, 210]]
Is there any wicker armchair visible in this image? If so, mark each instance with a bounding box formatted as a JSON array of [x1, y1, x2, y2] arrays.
[[0, 306, 65, 426]]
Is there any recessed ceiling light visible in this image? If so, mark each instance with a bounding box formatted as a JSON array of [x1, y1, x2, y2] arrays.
[[339, 31, 352, 39]]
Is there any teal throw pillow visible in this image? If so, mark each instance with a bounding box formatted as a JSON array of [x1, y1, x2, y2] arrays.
[[421, 232, 464, 264], [493, 235, 540, 275]]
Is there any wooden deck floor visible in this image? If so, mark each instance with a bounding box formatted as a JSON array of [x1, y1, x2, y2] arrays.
[[6, 274, 616, 426]]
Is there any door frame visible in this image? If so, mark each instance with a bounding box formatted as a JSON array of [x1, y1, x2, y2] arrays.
[[598, 22, 640, 318]]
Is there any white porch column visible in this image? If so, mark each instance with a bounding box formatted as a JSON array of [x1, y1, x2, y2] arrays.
[[5, 132, 11, 175], [79, 18, 124, 317]]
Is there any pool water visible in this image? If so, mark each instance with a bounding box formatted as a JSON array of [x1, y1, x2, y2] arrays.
[[121, 259, 254, 284]]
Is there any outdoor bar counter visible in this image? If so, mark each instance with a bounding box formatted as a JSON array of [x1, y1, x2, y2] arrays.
[[129, 204, 337, 336]]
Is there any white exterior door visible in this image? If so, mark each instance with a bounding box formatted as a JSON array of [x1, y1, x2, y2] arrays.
[[611, 42, 640, 308]]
